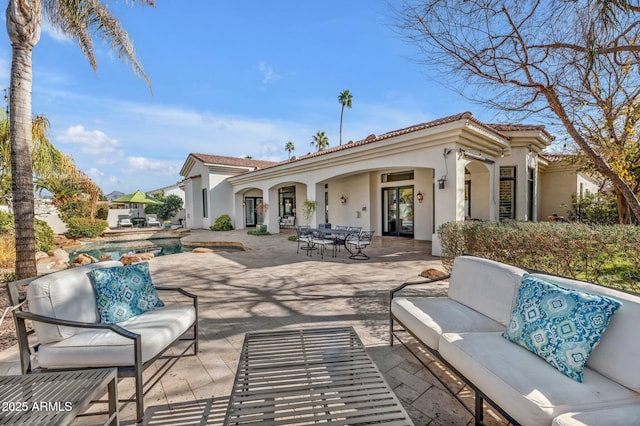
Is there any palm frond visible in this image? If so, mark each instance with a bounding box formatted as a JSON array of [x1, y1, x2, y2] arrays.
[[43, 0, 153, 92]]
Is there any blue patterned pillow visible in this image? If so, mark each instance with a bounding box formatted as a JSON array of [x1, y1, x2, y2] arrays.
[[91, 262, 164, 324], [503, 274, 621, 382]]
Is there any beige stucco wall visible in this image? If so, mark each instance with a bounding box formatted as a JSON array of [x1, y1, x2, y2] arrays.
[[539, 167, 599, 220]]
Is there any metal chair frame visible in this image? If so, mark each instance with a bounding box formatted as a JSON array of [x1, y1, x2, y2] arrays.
[[345, 230, 374, 260]]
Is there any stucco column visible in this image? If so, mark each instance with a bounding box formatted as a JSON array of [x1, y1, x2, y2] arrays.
[[432, 152, 466, 255], [234, 192, 245, 230], [304, 183, 318, 227], [266, 187, 280, 233]]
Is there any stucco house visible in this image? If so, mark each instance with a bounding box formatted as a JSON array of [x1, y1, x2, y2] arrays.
[[178, 112, 598, 255]]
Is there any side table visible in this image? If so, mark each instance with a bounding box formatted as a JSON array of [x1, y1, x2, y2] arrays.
[[0, 368, 118, 425]]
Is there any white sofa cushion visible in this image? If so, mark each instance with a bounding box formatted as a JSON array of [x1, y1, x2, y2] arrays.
[[37, 305, 196, 368], [533, 273, 640, 392], [27, 261, 123, 344], [391, 297, 504, 349], [448, 256, 526, 326], [552, 404, 640, 426], [439, 332, 640, 426]]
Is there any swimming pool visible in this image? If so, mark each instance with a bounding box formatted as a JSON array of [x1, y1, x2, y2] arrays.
[[66, 238, 185, 260]]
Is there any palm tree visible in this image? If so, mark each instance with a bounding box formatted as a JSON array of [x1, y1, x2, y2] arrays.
[[285, 141, 295, 159], [338, 90, 353, 146], [311, 131, 329, 152], [6, 0, 153, 279]]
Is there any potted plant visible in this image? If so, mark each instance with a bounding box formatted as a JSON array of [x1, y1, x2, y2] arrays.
[[302, 199, 317, 223], [255, 202, 268, 233]]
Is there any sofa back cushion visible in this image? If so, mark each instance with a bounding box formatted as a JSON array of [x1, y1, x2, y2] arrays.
[[533, 273, 640, 392], [448, 256, 526, 326], [27, 261, 123, 344], [503, 274, 621, 382]]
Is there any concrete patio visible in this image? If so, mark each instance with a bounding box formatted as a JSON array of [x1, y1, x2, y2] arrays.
[[1, 229, 508, 425]]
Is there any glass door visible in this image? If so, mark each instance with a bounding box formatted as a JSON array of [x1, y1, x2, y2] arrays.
[[382, 186, 414, 237], [245, 198, 256, 227]]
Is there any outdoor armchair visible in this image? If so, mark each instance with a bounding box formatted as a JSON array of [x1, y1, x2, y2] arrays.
[[6, 261, 198, 423]]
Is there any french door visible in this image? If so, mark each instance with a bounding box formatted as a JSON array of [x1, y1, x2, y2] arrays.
[[382, 186, 414, 237], [244, 197, 263, 227]]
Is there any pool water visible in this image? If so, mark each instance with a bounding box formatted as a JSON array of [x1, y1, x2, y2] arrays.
[[67, 238, 184, 260]]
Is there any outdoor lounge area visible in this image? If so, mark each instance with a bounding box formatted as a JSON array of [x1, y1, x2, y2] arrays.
[[4, 229, 637, 424], [0, 230, 491, 425]]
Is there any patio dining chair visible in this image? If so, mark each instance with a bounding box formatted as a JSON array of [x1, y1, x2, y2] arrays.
[[296, 226, 315, 255], [309, 229, 336, 260], [345, 230, 374, 260], [333, 226, 350, 251]]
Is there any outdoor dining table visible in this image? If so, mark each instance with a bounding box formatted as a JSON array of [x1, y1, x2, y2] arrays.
[[317, 228, 356, 253], [131, 217, 146, 227]]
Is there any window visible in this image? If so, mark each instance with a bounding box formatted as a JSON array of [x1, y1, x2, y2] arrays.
[[499, 167, 516, 220], [381, 170, 414, 183], [527, 167, 535, 221], [202, 188, 208, 218]]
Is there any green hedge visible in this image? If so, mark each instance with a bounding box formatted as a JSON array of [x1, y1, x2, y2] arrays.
[[437, 220, 640, 292], [0, 211, 55, 252], [65, 217, 109, 239]]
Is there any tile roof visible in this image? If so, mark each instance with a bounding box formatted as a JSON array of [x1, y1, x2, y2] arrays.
[[194, 112, 553, 174], [279, 112, 479, 166], [190, 153, 279, 169], [539, 153, 572, 163]]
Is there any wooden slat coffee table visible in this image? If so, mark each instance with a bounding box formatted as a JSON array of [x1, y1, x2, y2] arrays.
[[0, 368, 118, 425], [224, 327, 413, 425]]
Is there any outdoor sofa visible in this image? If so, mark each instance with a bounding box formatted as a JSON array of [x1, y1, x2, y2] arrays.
[[6, 260, 198, 423], [390, 255, 640, 425]]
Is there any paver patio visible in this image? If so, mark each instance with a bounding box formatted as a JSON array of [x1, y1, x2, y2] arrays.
[[1, 229, 509, 425]]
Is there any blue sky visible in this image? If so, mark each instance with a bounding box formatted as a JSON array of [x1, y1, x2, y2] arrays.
[[0, 1, 511, 194]]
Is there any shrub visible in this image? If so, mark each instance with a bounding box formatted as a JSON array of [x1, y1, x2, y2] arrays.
[[0, 232, 15, 269], [96, 205, 109, 220], [211, 214, 234, 231], [65, 217, 108, 238], [35, 218, 55, 252], [145, 194, 184, 221], [0, 211, 12, 233], [438, 220, 640, 291], [0, 212, 55, 259], [55, 195, 91, 222], [568, 192, 620, 225]]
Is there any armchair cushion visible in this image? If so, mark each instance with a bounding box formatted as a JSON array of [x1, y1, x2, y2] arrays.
[[28, 261, 123, 344], [37, 305, 196, 368], [503, 274, 622, 382], [91, 262, 164, 324]]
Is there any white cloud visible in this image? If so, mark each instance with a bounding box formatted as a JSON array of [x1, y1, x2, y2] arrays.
[[126, 156, 181, 176], [57, 125, 122, 156], [41, 20, 71, 43], [258, 62, 281, 85], [86, 167, 122, 189]]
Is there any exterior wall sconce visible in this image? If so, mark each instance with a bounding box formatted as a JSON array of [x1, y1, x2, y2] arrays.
[[340, 195, 348, 205], [242, 201, 246, 207], [416, 191, 424, 203], [438, 177, 447, 189]]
